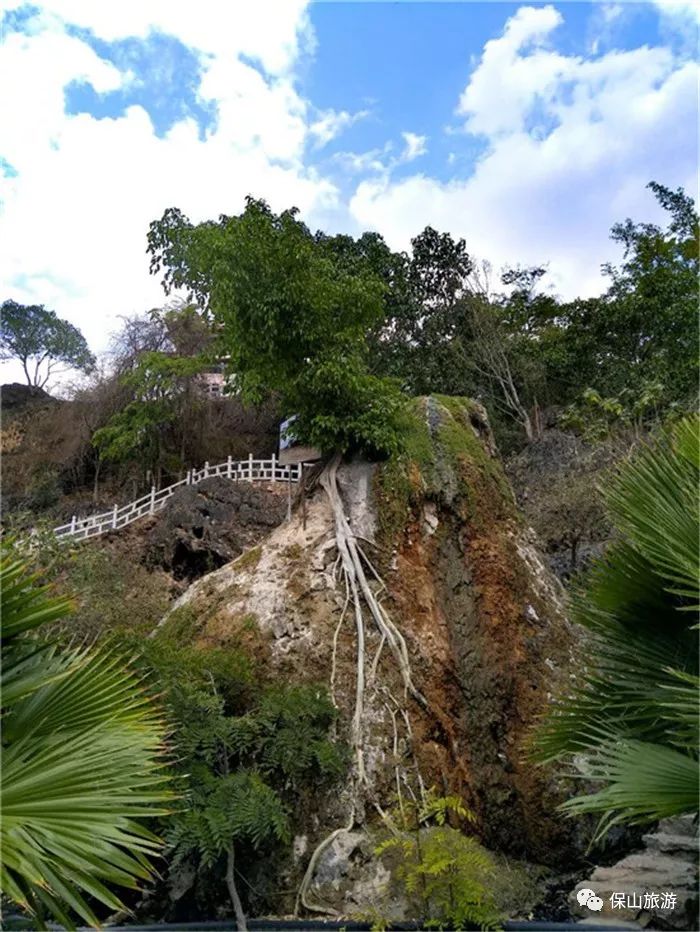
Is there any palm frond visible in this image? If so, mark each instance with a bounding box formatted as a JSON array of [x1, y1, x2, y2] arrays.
[[1, 547, 173, 929], [532, 415, 699, 832], [0, 556, 75, 639], [604, 417, 699, 606], [561, 739, 699, 836]]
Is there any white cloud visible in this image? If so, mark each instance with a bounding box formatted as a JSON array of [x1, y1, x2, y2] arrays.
[[0, 2, 340, 385], [601, 4, 624, 23], [332, 131, 427, 178], [350, 5, 698, 300], [309, 108, 369, 148], [4, 0, 314, 75], [333, 143, 393, 175], [651, 0, 700, 26], [399, 132, 427, 163], [0, 1, 696, 391]]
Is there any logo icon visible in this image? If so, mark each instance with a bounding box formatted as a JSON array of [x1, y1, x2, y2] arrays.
[[577, 888, 604, 912]]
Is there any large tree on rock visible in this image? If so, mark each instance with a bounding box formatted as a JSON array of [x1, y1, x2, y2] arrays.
[[0, 300, 95, 388], [148, 197, 423, 925]]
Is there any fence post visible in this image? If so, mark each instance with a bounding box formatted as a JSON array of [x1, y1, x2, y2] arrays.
[[287, 470, 292, 522], [71, 515, 76, 534], [248, 453, 253, 481], [227, 455, 232, 479], [270, 452, 276, 482], [204, 461, 209, 478], [150, 485, 156, 515], [186, 469, 192, 485], [112, 504, 118, 529]]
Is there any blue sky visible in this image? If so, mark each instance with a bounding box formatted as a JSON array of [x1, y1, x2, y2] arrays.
[[0, 0, 697, 385]]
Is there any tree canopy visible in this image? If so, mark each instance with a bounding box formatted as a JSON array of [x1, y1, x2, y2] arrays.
[[0, 301, 95, 388], [148, 197, 405, 457], [145, 182, 697, 454], [93, 304, 213, 485]]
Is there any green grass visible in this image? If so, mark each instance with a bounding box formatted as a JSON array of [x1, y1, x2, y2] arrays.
[[232, 545, 262, 571]]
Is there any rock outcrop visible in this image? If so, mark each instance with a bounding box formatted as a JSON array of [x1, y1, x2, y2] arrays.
[[0, 382, 55, 414], [572, 816, 698, 930], [146, 476, 288, 580], [156, 396, 580, 914]]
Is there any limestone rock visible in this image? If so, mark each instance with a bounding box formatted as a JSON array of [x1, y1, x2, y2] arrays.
[[571, 817, 699, 930], [307, 829, 406, 920], [156, 396, 584, 913], [146, 476, 287, 580]]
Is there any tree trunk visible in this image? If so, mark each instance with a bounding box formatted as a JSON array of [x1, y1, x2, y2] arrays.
[[532, 397, 543, 439], [570, 534, 580, 572], [93, 457, 102, 504], [226, 843, 247, 931], [20, 358, 31, 386]]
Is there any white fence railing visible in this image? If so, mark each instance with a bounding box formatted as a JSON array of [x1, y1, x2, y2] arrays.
[[53, 455, 302, 543]]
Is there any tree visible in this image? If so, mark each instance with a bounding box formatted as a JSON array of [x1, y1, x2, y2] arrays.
[[317, 225, 475, 397], [93, 304, 213, 486], [511, 182, 699, 419], [0, 300, 95, 387], [148, 199, 427, 910], [533, 416, 699, 837], [599, 181, 698, 403], [0, 545, 171, 929], [467, 291, 538, 442], [147, 198, 404, 458], [375, 791, 502, 930]]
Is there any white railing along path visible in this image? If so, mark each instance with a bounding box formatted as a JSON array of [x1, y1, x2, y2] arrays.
[[53, 455, 302, 543]]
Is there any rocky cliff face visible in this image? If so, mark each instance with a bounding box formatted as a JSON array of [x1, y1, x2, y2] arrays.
[[146, 476, 288, 580], [156, 396, 580, 913]]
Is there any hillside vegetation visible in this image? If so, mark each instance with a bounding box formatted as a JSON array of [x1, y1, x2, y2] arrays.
[[1, 179, 697, 930]]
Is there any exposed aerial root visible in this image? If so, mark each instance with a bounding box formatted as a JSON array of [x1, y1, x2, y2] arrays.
[[400, 706, 428, 807], [320, 456, 426, 710], [368, 632, 386, 684], [294, 813, 355, 917], [297, 454, 428, 918], [384, 699, 405, 822], [330, 575, 350, 711]]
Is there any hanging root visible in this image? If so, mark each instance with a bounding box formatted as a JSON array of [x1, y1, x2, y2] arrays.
[[294, 812, 355, 917], [368, 632, 386, 684], [297, 454, 427, 918], [320, 456, 427, 711], [383, 699, 405, 823], [401, 706, 428, 807], [330, 575, 350, 710]]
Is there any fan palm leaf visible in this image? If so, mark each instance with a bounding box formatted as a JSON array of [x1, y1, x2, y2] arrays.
[[533, 415, 699, 835], [1, 547, 172, 929]]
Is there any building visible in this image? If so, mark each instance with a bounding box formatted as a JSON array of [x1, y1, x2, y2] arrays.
[[197, 371, 225, 398]]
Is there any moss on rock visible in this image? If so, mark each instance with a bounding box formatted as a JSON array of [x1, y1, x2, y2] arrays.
[[375, 395, 517, 558]]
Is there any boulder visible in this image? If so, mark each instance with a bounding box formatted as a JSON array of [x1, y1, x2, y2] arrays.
[[571, 816, 699, 930], [160, 396, 581, 916], [146, 476, 288, 580], [305, 829, 406, 919], [0, 382, 55, 414]]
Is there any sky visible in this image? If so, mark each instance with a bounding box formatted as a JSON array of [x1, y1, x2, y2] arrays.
[[0, 0, 698, 387]]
